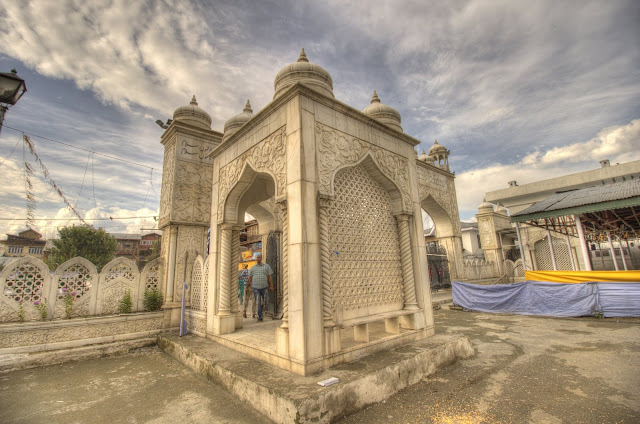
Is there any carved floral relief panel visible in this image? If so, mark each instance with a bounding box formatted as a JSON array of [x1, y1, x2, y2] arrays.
[[173, 159, 213, 223], [315, 123, 412, 212], [217, 126, 286, 221], [159, 142, 176, 227]]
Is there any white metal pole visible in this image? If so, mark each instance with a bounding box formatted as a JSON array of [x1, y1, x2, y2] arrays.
[[618, 240, 628, 270], [606, 231, 619, 271], [565, 234, 576, 271], [573, 215, 592, 271], [515, 222, 528, 271], [546, 229, 558, 270]]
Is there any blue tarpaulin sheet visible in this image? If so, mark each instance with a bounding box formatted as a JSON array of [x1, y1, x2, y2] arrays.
[[452, 281, 640, 317]]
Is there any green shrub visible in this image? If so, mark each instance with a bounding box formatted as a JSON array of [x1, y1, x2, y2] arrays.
[[143, 288, 163, 312], [117, 290, 133, 314]]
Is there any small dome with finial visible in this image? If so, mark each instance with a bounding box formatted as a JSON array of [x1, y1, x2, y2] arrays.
[[428, 139, 448, 156], [495, 203, 508, 215], [362, 90, 403, 132], [223, 99, 254, 141], [173, 95, 212, 129], [478, 199, 495, 212], [274, 48, 334, 99], [418, 149, 431, 162]]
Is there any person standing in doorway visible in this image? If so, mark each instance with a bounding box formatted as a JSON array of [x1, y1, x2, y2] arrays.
[[247, 253, 273, 321]]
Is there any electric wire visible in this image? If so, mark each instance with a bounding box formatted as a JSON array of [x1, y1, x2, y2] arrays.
[[2, 125, 161, 171]]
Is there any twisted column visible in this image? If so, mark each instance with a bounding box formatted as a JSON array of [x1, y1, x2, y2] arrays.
[[278, 202, 289, 328], [230, 229, 240, 313], [396, 214, 419, 310], [318, 197, 334, 327], [218, 226, 232, 315]]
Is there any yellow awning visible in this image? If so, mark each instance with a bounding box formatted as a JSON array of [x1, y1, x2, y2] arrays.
[[525, 270, 640, 283]]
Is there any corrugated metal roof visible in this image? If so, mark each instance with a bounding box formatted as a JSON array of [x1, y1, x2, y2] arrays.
[[512, 179, 640, 217]]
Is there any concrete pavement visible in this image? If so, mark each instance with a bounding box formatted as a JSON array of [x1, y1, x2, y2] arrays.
[[1, 307, 638, 423]]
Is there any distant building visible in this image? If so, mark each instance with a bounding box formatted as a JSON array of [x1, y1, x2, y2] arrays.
[[139, 232, 162, 266], [109, 232, 162, 267], [485, 160, 640, 271], [0, 229, 47, 260]]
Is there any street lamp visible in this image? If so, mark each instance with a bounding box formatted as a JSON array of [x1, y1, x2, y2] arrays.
[[0, 69, 27, 135]]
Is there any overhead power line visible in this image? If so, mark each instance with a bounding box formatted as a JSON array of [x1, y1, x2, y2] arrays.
[[0, 215, 158, 221], [2, 125, 162, 171]]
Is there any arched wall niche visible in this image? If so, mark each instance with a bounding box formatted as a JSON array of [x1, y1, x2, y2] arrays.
[[220, 161, 277, 226]]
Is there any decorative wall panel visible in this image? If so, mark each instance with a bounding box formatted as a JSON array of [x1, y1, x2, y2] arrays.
[[327, 164, 404, 320]]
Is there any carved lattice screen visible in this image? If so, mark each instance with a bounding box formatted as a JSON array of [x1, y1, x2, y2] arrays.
[[190, 260, 203, 311], [328, 164, 404, 320], [535, 236, 572, 270]]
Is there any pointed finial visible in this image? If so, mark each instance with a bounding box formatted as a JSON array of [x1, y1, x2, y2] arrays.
[[298, 48, 309, 63], [190, 95, 198, 105], [434, 139, 439, 145], [371, 90, 381, 104], [243, 99, 253, 113], [422, 149, 427, 155]]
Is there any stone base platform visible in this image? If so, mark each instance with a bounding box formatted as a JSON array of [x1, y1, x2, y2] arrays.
[[158, 332, 474, 423]]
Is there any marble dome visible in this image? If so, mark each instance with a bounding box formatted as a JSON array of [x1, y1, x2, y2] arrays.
[[428, 139, 448, 156], [223, 100, 253, 141], [362, 91, 403, 132], [273, 48, 334, 99], [173, 95, 212, 129]]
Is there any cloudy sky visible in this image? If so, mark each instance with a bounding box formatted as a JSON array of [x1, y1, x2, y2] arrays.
[[0, 0, 639, 239]]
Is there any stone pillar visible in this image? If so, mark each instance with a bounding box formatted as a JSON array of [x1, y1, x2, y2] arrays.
[[218, 225, 232, 315], [231, 228, 243, 328], [546, 229, 558, 271], [276, 201, 290, 356], [213, 225, 236, 334], [279, 202, 289, 328], [318, 197, 340, 355], [395, 214, 419, 310], [318, 197, 335, 326]]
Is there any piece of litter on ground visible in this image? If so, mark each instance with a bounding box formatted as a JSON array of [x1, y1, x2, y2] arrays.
[[317, 377, 339, 387], [56, 401, 64, 403]]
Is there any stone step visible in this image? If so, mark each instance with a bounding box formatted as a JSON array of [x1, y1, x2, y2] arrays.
[[158, 332, 474, 424]]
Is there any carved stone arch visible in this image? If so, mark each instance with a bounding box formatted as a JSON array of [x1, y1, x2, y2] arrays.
[[0, 256, 52, 322], [97, 258, 140, 315], [421, 194, 455, 237], [138, 257, 163, 310], [53, 257, 98, 318], [220, 161, 277, 225], [331, 152, 406, 215], [246, 202, 277, 231], [102, 257, 140, 281]]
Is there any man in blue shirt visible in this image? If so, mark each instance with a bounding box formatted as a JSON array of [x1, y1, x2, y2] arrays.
[[247, 253, 273, 321]]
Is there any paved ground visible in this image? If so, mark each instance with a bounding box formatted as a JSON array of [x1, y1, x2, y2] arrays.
[[1, 307, 638, 424], [0, 347, 270, 424], [340, 309, 640, 424]]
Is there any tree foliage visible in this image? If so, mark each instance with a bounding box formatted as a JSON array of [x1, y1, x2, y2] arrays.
[[47, 226, 117, 271]]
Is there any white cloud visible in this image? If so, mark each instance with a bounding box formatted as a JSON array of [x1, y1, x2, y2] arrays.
[[455, 118, 640, 218]]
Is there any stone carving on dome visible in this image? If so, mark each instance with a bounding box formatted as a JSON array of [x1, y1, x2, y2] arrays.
[[217, 126, 286, 221], [158, 142, 176, 226], [174, 159, 212, 223], [315, 123, 411, 212]]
